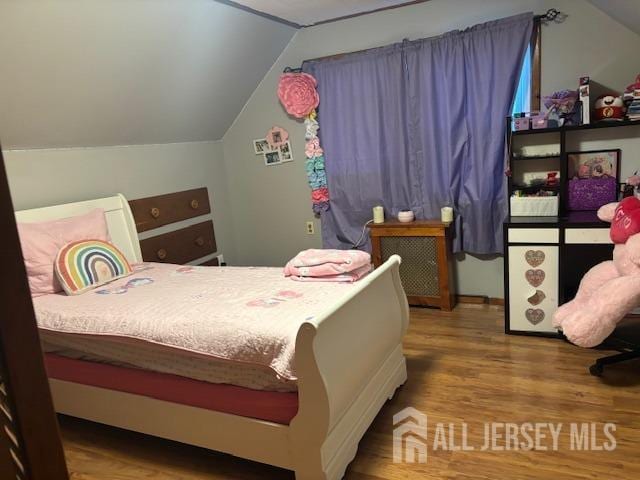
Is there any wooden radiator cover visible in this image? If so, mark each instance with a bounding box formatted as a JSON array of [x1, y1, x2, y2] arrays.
[[369, 220, 455, 311]]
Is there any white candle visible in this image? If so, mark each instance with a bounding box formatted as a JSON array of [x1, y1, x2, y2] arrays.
[[441, 206, 454, 223], [373, 205, 385, 224]]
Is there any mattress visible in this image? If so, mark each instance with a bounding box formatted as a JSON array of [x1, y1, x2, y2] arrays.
[[45, 354, 298, 425], [34, 263, 359, 391], [41, 331, 297, 392]]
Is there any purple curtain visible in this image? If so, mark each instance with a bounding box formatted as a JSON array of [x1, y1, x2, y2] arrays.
[[304, 13, 533, 254]]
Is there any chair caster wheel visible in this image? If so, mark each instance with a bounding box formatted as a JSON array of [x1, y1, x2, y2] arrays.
[[589, 363, 604, 377]]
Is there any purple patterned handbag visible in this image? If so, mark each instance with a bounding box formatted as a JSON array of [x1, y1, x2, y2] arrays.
[[567, 177, 617, 211]]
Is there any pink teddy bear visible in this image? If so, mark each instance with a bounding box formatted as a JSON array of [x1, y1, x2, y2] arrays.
[[553, 197, 640, 347]]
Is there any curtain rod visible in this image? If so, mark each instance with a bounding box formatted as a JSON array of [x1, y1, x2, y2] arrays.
[[283, 8, 565, 73]]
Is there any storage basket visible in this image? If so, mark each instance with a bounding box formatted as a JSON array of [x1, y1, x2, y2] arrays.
[[510, 196, 559, 216]]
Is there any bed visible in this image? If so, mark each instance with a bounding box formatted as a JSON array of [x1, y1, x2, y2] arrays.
[[16, 194, 410, 480]]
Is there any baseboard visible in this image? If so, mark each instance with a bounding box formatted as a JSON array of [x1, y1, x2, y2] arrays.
[[456, 295, 504, 306], [456, 295, 485, 304]]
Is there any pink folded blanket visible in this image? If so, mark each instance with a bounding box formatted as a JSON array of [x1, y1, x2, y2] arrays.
[[287, 264, 372, 283], [285, 249, 371, 276]]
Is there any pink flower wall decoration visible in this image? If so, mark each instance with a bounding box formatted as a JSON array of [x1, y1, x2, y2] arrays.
[[278, 73, 320, 118]]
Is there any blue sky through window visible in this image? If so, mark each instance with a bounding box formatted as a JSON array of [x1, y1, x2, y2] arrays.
[[512, 45, 531, 115]]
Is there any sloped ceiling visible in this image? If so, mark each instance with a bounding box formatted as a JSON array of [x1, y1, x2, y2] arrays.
[[587, 0, 640, 36], [229, 0, 428, 27], [0, 0, 296, 149]]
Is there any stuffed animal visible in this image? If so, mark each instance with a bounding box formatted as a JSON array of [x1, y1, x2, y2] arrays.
[[594, 94, 625, 122], [553, 196, 640, 347]]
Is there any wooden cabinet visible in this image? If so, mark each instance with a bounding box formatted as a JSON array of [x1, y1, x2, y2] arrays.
[[369, 220, 455, 311], [503, 115, 630, 336], [129, 189, 219, 267], [504, 218, 613, 336], [507, 243, 559, 334], [128, 187, 211, 232], [138, 221, 216, 265]]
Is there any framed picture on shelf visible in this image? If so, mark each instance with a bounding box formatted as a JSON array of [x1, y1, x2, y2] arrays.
[[264, 150, 282, 166], [567, 149, 620, 211]]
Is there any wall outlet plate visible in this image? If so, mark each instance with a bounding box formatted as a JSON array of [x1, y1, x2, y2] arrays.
[[306, 221, 315, 235]]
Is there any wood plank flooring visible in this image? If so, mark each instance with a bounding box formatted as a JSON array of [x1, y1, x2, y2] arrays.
[[59, 305, 640, 479]]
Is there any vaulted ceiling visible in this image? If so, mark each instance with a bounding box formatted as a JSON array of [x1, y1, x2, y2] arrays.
[[587, 0, 640, 36], [2, 0, 637, 150], [228, 0, 428, 27], [0, 0, 296, 149]]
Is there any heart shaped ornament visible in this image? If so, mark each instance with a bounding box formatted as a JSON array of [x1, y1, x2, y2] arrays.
[[527, 290, 546, 306], [611, 196, 640, 244], [525, 269, 545, 287], [525, 250, 545, 267], [525, 308, 545, 325]]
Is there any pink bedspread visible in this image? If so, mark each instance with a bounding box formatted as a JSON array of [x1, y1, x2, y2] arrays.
[[33, 263, 359, 383]]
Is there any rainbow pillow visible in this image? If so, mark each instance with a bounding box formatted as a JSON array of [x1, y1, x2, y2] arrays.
[[55, 239, 133, 295]]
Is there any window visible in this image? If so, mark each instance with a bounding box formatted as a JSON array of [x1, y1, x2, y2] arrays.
[[512, 44, 532, 115], [512, 23, 541, 116]]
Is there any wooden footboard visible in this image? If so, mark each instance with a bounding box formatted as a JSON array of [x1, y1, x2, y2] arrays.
[[291, 254, 409, 480]]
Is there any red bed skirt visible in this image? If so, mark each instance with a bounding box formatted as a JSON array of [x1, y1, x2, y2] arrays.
[[44, 354, 298, 425]]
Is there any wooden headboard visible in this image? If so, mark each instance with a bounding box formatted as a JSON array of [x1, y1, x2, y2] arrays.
[[128, 188, 219, 266]]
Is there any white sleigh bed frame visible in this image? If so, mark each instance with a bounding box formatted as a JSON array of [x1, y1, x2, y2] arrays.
[[16, 194, 410, 480]]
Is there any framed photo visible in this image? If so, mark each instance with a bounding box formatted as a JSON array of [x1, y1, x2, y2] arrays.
[[253, 138, 270, 154], [279, 141, 293, 162], [264, 150, 282, 166], [567, 149, 620, 180]]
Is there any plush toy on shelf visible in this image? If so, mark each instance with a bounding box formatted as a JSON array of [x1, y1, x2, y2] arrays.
[[594, 94, 626, 122], [543, 89, 580, 126], [553, 197, 640, 347]]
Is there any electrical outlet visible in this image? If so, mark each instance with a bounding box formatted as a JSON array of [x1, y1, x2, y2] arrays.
[[306, 221, 315, 235]]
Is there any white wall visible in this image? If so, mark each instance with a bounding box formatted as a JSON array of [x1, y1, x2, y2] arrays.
[[222, 0, 640, 297], [3, 141, 236, 262], [0, 0, 295, 148]]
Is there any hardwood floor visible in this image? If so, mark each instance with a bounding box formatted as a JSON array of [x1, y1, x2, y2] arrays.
[[59, 305, 640, 479]]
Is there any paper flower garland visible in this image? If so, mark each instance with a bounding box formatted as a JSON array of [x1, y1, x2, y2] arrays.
[[304, 137, 323, 158], [277, 73, 320, 118], [278, 72, 329, 213], [304, 116, 319, 140], [304, 111, 329, 213]]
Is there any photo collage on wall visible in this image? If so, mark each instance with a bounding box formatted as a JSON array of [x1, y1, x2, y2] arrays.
[[253, 126, 293, 166]]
